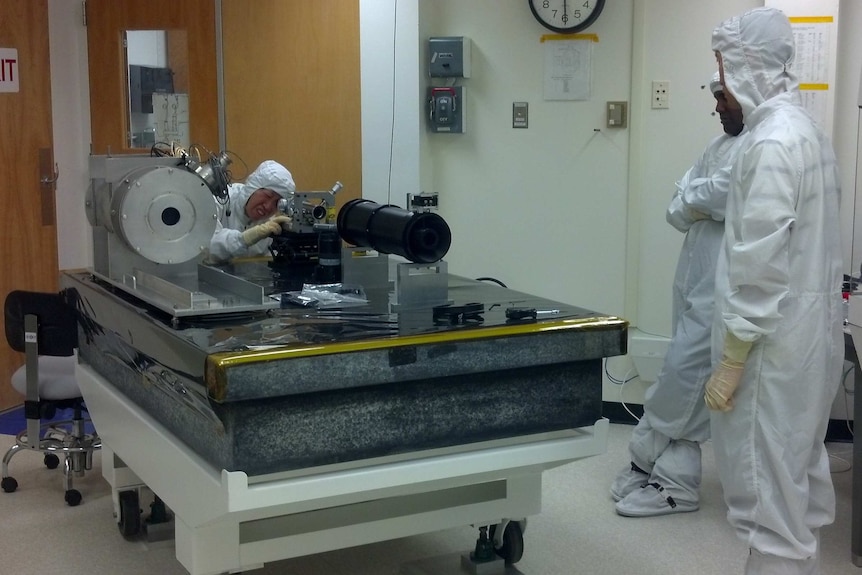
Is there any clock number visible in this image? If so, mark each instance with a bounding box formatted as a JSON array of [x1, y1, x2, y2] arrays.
[[574, 10, 581, 19], [543, 0, 549, 8]]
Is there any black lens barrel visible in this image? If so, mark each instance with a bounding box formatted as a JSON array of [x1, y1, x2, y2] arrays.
[[336, 199, 451, 264]]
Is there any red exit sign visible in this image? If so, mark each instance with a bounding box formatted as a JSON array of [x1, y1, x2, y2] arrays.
[[0, 48, 19, 93]]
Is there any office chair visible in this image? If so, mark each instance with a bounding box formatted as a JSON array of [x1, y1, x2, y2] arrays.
[[1, 290, 100, 506]]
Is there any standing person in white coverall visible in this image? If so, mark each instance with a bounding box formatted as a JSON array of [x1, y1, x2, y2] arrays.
[[611, 73, 746, 517], [706, 7, 843, 574], [207, 160, 296, 264]]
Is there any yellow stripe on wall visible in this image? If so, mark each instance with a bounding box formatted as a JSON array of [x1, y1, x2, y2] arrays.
[[541, 33, 599, 42], [799, 83, 829, 91], [788, 16, 834, 24]]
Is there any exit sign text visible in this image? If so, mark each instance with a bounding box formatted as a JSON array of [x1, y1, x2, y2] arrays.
[[0, 48, 20, 93]]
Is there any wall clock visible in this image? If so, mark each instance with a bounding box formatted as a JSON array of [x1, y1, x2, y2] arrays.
[[528, 0, 606, 34]]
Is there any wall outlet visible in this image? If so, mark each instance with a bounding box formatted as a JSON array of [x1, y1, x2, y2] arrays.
[[651, 81, 669, 109]]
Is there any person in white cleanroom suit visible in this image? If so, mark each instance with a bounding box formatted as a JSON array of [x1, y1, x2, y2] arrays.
[[706, 7, 843, 574], [610, 73, 747, 517], [207, 160, 295, 264]]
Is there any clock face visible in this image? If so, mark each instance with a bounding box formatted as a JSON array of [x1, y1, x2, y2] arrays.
[[528, 0, 605, 34]]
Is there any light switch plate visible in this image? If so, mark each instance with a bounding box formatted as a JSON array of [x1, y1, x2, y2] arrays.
[[513, 102, 528, 128], [607, 101, 627, 128]]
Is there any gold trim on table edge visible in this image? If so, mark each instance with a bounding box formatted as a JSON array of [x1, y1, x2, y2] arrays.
[[205, 316, 628, 400]]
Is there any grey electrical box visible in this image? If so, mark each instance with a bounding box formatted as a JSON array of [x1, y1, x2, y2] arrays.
[[429, 36, 471, 78], [427, 86, 465, 133]]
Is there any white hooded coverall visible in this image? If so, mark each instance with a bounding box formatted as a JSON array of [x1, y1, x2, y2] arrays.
[[711, 8, 843, 572], [619, 82, 748, 511], [208, 160, 296, 263]]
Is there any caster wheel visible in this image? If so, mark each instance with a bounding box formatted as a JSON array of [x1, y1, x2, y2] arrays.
[[1, 476, 18, 493], [489, 521, 525, 565], [118, 489, 142, 539], [65, 489, 82, 506], [44, 453, 60, 469]]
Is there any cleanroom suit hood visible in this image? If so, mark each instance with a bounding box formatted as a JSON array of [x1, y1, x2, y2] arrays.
[[229, 160, 296, 228], [207, 160, 296, 263], [711, 6, 798, 123]]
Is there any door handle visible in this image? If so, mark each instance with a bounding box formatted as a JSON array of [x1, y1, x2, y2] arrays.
[[40, 162, 59, 184], [38, 148, 57, 226]]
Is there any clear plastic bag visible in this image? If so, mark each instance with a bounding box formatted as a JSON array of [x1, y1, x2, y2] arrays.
[[281, 283, 368, 309]]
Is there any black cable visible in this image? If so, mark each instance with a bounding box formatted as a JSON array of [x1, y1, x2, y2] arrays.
[[603, 358, 638, 384], [475, 277, 508, 288]]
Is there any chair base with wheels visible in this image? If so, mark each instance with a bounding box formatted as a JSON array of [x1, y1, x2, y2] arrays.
[[2, 291, 101, 506]]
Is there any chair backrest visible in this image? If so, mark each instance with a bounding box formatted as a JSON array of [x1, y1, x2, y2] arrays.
[[4, 291, 77, 357]]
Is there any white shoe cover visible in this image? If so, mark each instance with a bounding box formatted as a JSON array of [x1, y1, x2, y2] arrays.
[[614, 482, 699, 517], [745, 549, 818, 575], [610, 465, 649, 502]]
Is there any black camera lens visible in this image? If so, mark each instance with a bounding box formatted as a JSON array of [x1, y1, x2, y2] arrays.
[[336, 199, 451, 264]]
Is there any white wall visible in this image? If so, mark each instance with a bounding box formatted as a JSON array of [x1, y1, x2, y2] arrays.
[[48, 0, 91, 271], [48, 0, 862, 409], [631, 0, 760, 340], [417, 0, 631, 320], [835, 3, 862, 277], [410, 0, 761, 404], [359, 0, 421, 207], [126, 30, 167, 67]]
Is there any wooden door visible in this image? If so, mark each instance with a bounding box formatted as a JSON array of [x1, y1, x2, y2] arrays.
[[0, 0, 57, 410], [85, 0, 219, 155], [86, 0, 361, 206], [221, 0, 362, 205]]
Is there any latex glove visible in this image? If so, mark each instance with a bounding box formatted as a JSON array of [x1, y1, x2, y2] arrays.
[[704, 358, 745, 412], [704, 333, 753, 412], [241, 215, 290, 246]]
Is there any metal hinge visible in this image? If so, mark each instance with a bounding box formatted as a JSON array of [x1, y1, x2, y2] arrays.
[[82, 0, 87, 27]]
